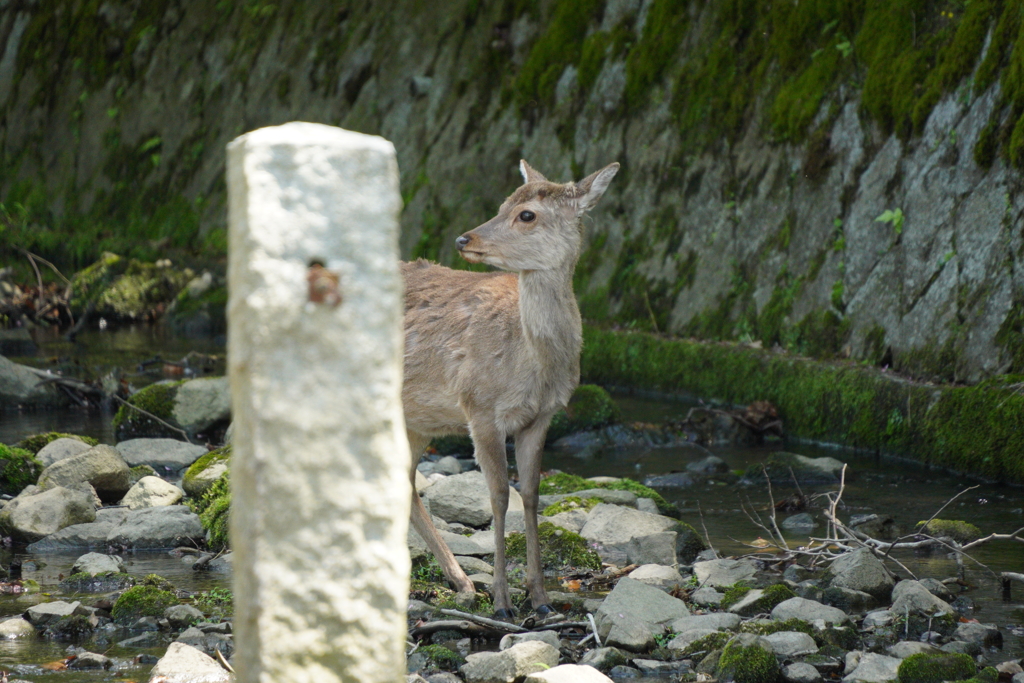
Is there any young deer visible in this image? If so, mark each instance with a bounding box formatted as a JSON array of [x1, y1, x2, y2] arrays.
[[403, 160, 619, 617]]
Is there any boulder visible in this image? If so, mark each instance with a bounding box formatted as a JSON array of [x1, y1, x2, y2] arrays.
[[783, 662, 824, 683], [116, 438, 208, 473], [625, 531, 679, 566], [692, 558, 758, 588], [37, 444, 131, 502], [147, 641, 233, 682], [670, 613, 741, 633], [771, 597, 849, 625], [121, 476, 184, 509], [827, 549, 895, 600], [595, 577, 689, 650], [24, 600, 81, 627], [580, 504, 679, 561], [953, 622, 1002, 648], [499, 630, 561, 651], [164, 605, 205, 630], [36, 437, 93, 467], [171, 376, 231, 435], [460, 641, 560, 683], [176, 625, 234, 658], [422, 471, 523, 526], [0, 486, 96, 542], [890, 580, 954, 617], [691, 586, 724, 607], [627, 564, 686, 592], [0, 617, 36, 638], [578, 647, 629, 672], [861, 610, 895, 629], [72, 552, 125, 575], [525, 664, 614, 682], [718, 633, 778, 683], [667, 627, 720, 650], [765, 631, 818, 658], [843, 653, 901, 683], [107, 505, 205, 549], [0, 354, 66, 407], [544, 509, 588, 533], [25, 507, 130, 551]]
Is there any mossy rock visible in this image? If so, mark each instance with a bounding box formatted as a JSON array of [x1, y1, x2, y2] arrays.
[[112, 380, 185, 440], [69, 252, 128, 315], [193, 470, 230, 550], [542, 496, 602, 516], [724, 584, 796, 614], [505, 522, 601, 570], [547, 384, 620, 442], [183, 444, 231, 497], [419, 644, 465, 671], [90, 258, 193, 321], [14, 432, 98, 455], [963, 668, 999, 683], [129, 464, 158, 486], [680, 631, 733, 657], [897, 652, 976, 683], [0, 444, 43, 496], [60, 571, 136, 593], [43, 614, 94, 641], [721, 585, 752, 610], [538, 473, 680, 517], [916, 519, 983, 544], [740, 617, 815, 638], [111, 585, 179, 624], [717, 634, 780, 683]]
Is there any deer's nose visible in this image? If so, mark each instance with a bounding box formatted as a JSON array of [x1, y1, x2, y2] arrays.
[[455, 235, 470, 250]]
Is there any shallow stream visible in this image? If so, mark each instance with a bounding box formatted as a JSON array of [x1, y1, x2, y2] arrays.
[[1, 324, 1022, 679]]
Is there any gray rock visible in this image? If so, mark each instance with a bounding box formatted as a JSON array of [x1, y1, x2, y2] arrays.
[[595, 577, 689, 649], [823, 586, 878, 613], [67, 651, 112, 669], [456, 555, 494, 575], [26, 507, 130, 551], [783, 662, 824, 683], [687, 455, 730, 474], [434, 530, 488, 556], [460, 641, 560, 683], [608, 665, 641, 678], [36, 437, 93, 467], [728, 589, 768, 616], [540, 489, 637, 509], [148, 641, 233, 682], [953, 622, 1002, 648], [25, 600, 81, 627], [422, 471, 522, 526], [176, 625, 234, 658], [940, 640, 982, 656], [71, 552, 124, 575], [625, 531, 678, 566], [771, 597, 849, 625], [765, 631, 818, 657], [827, 549, 895, 600], [692, 558, 758, 588], [886, 642, 940, 658], [784, 565, 817, 583], [106, 505, 205, 549], [667, 627, 720, 650], [861, 610, 895, 629], [782, 513, 818, 529], [164, 604, 205, 630], [121, 475, 184, 509], [642, 472, 695, 488], [172, 376, 231, 435], [627, 564, 686, 592], [578, 646, 628, 672], [0, 486, 96, 542], [543, 509, 588, 533], [37, 444, 131, 502], [890, 580, 955, 617], [525, 664, 615, 682], [635, 498, 659, 514], [633, 659, 688, 675], [0, 355, 65, 407], [116, 438, 208, 473], [690, 586, 724, 607], [499, 630, 561, 651], [757, 453, 846, 485], [842, 653, 901, 683], [580, 504, 678, 561], [119, 632, 167, 649], [670, 613, 741, 633], [0, 617, 35, 638]]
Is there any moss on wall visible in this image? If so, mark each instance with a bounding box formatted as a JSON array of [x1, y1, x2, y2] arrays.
[[581, 325, 1024, 483]]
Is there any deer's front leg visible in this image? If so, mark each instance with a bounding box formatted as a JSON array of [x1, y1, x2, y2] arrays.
[[469, 419, 514, 618], [515, 415, 555, 614]]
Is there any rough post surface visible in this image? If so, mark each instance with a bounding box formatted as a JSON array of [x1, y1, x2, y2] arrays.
[[227, 122, 409, 683]]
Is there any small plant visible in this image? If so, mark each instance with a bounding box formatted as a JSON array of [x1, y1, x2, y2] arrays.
[[193, 587, 233, 619], [876, 208, 905, 237]]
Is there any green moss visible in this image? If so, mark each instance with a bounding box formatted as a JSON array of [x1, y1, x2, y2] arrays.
[[419, 644, 466, 670], [538, 472, 680, 517], [898, 653, 976, 683], [723, 585, 795, 613], [91, 259, 193, 320], [183, 444, 231, 496], [547, 384, 620, 441], [580, 325, 1024, 483], [505, 522, 601, 570], [623, 0, 689, 108], [129, 464, 157, 485], [111, 585, 179, 624], [542, 496, 602, 516], [721, 585, 752, 609], [538, 473, 591, 495], [680, 631, 732, 656], [112, 380, 185, 439], [13, 433, 98, 455], [717, 635, 780, 683], [969, 668, 1000, 683], [194, 470, 230, 550], [916, 519, 982, 544], [192, 587, 233, 619], [740, 618, 814, 638], [996, 297, 1024, 373], [0, 445, 43, 496]]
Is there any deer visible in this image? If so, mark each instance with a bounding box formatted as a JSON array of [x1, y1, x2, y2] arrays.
[[403, 159, 619, 618]]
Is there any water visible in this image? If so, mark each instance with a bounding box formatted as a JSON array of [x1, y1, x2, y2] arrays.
[[2, 325, 1023, 676]]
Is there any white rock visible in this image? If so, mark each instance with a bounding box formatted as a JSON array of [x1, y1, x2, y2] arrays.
[[121, 476, 184, 510], [628, 564, 685, 592], [524, 664, 614, 682], [72, 552, 125, 575], [461, 641, 560, 683], [147, 641, 232, 682], [0, 617, 36, 638]]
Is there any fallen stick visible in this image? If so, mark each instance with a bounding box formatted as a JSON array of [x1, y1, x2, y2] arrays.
[[409, 620, 497, 639], [439, 609, 527, 633]]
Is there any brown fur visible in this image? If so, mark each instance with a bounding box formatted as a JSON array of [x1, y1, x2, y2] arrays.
[[404, 160, 619, 615]]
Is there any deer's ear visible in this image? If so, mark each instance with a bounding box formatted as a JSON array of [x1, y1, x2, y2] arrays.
[[574, 162, 619, 214], [520, 160, 548, 184]]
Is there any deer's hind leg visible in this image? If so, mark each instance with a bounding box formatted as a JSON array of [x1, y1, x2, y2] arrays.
[[408, 430, 475, 594]]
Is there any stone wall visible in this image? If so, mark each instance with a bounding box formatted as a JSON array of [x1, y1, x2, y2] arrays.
[[2, 0, 1023, 382]]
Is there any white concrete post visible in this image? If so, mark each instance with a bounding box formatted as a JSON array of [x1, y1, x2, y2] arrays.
[[227, 123, 410, 683]]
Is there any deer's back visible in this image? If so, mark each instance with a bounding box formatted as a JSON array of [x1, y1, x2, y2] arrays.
[[401, 260, 565, 436]]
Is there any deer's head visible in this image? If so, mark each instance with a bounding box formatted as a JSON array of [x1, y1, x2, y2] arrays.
[[456, 160, 619, 272]]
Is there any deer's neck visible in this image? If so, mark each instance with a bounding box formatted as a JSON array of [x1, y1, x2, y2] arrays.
[[517, 267, 582, 369]]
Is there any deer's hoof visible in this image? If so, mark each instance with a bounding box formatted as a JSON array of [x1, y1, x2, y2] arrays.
[[493, 608, 516, 621], [534, 603, 555, 615]]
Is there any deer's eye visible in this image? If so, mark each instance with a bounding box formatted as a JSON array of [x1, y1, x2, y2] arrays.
[[518, 210, 536, 222]]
